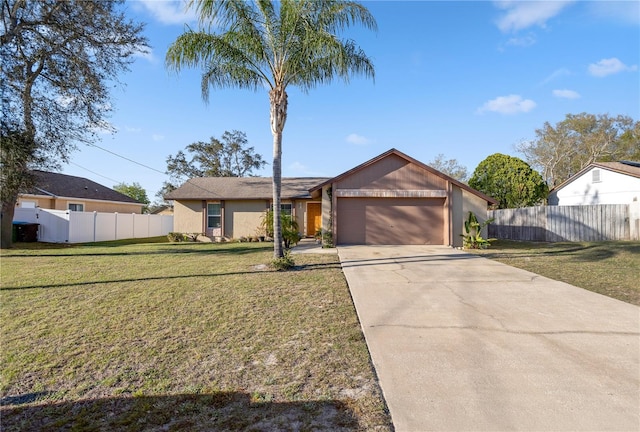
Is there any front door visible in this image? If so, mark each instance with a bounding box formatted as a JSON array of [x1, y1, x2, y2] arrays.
[[306, 202, 322, 236]]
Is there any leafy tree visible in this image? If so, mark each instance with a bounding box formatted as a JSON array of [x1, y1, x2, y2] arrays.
[[166, 0, 376, 259], [516, 113, 639, 187], [428, 154, 469, 182], [469, 153, 548, 209], [0, 0, 148, 248], [166, 130, 266, 182], [113, 182, 150, 212]]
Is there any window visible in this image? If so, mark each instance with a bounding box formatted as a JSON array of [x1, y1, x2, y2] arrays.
[[207, 203, 221, 228], [592, 169, 601, 183], [281, 203, 292, 217], [271, 203, 293, 219], [68, 203, 84, 212], [21, 201, 36, 208]]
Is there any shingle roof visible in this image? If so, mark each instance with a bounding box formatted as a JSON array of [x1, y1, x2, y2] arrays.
[[550, 161, 640, 193], [592, 161, 640, 178], [24, 170, 142, 204], [165, 177, 331, 200]]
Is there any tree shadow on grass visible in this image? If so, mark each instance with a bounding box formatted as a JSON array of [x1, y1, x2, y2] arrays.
[[0, 391, 360, 431], [481, 242, 640, 262], [1, 244, 271, 258]]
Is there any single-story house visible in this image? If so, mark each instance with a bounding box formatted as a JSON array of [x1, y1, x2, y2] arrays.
[[16, 170, 145, 214], [166, 149, 497, 247], [548, 161, 640, 206]]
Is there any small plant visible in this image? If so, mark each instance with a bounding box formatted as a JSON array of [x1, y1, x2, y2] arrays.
[[271, 251, 295, 271], [460, 211, 495, 249], [322, 229, 334, 248], [260, 210, 301, 249], [167, 232, 184, 242]]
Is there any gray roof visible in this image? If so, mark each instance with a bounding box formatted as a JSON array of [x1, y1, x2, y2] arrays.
[[165, 177, 331, 200], [24, 170, 142, 204]]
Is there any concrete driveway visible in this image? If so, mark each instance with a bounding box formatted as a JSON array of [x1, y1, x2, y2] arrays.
[[338, 245, 639, 432]]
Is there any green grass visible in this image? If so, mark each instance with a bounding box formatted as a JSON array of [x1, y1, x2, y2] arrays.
[[0, 240, 391, 431], [471, 240, 640, 306]]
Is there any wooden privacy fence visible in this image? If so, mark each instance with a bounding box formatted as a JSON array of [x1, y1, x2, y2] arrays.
[[488, 203, 640, 242]]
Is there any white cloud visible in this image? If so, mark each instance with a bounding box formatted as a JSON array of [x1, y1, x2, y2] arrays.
[[540, 68, 571, 85], [494, 1, 575, 33], [588, 58, 638, 77], [477, 94, 536, 115], [125, 126, 142, 133], [552, 89, 581, 99], [152, 134, 165, 141], [135, 0, 197, 25], [586, 2, 640, 25], [346, 133, 371, 145]]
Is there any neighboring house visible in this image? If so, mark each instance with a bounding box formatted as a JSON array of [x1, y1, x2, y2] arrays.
[[167, 149, 497, 247], [150, 205, 174, 216], [548, 161, 640, 206], [16, 170, 144, 214]]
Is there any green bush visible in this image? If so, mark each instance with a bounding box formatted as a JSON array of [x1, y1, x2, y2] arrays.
[[271, 251, 295, 271], [260, 210, 301, 249], [460, 212, 495, 249]]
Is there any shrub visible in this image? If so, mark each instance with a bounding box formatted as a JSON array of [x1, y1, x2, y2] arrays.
[[167, 232, 184, 242], [271, 251, 295, 271], [460, 212, 495, 249]]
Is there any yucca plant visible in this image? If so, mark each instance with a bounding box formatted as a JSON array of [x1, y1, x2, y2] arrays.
[[461, 211, 495, 249]]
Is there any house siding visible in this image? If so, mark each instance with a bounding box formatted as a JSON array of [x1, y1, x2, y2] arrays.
[[173, 200, 204, 233], [335, 153, 447, 191], [450, 187, 492, 248], [549, 167, 640, 205]]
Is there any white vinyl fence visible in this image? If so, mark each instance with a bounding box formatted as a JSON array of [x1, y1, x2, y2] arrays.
[[13, 208, 173, 243]]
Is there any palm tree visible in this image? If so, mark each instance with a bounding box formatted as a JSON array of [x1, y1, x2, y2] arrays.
[[166, 0, 376, 258]]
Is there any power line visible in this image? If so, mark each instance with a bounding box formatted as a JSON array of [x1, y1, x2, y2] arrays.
[[69, 162, 122, 185], [86, 142, 167, 175]]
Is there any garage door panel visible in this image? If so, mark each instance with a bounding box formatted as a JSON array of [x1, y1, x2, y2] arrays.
[[337, 198, 445, 245]]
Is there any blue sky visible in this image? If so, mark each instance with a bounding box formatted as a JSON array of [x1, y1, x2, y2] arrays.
[[61, 1, 639, 201]]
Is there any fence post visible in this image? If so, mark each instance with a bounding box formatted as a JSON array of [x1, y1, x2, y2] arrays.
[[93, 211, 97, 242]]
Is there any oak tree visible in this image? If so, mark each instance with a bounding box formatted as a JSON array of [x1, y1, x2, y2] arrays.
[[0, 0, 148, 248]]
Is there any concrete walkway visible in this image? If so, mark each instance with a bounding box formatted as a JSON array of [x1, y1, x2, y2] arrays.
[[338, 245, 640, 432]]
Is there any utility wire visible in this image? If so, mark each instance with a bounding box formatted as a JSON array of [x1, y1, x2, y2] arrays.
[[86, 142, 167, 175], [69, 162, 122, 185]]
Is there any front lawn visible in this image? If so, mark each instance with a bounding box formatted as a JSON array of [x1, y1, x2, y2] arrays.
[[471, 240, 640, 306], [0, 240, 391, 431]]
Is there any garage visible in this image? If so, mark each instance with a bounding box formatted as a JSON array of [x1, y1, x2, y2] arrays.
[[337, 197, 445, 245]]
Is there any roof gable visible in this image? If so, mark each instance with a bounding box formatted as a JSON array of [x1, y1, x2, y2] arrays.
[[310, 148, 498, 204], [550, 161, 640, 193], [24, 171, 142, 204]]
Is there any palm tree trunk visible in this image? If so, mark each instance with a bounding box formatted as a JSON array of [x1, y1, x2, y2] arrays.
[[270, 86, 288, 258]]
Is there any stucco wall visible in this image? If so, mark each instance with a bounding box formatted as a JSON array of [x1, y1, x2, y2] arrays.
[[17, 195, 143, 213], [225, 200, 267, 239], [173, 200, 203, 233], [549, 167, 640, 205]]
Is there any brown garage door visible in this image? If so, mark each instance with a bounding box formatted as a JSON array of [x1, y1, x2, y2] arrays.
[[337, 197, 446, 245]]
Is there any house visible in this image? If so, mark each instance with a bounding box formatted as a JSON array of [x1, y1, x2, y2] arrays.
[[165, 177, 329, 239], [166, 149, 497, 246], [548, 161, 640, 206], [16, 170, 145, 214]]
